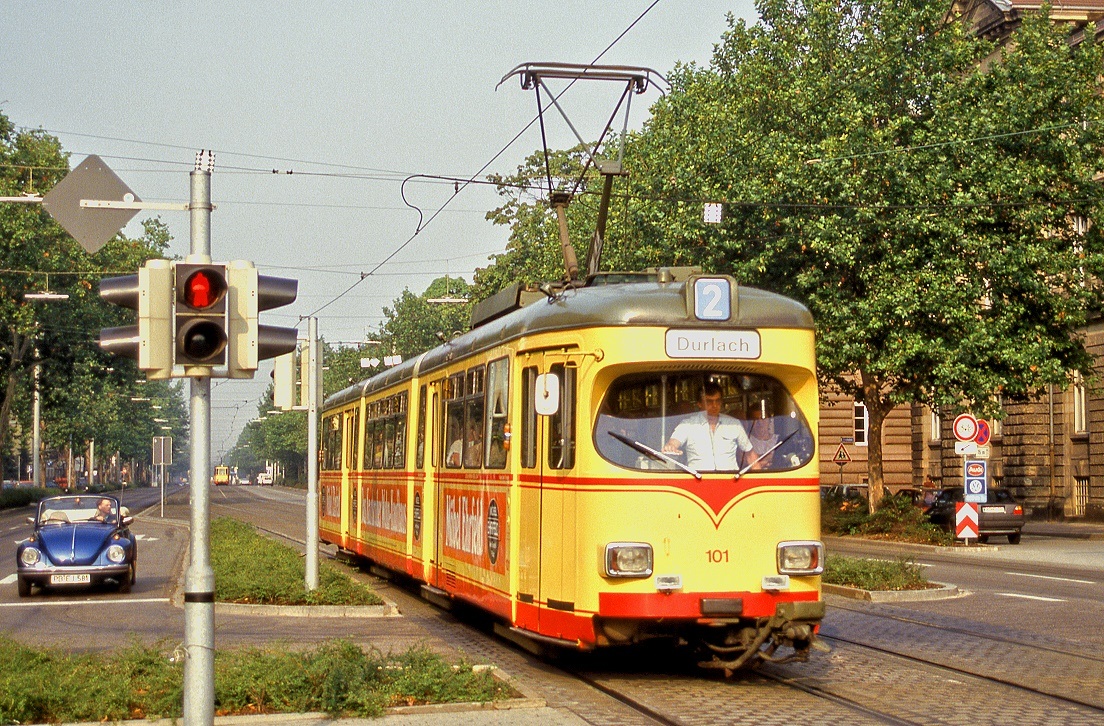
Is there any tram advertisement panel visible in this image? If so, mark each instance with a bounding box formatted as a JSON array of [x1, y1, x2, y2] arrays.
[[442, 487, 507, 575], [359, 482, 408, 542]]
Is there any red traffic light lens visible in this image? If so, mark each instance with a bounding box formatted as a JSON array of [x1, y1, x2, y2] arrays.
[[183, 270, 224, 309]]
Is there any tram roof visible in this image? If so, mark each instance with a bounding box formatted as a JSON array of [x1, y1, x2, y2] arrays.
[[324, 279, 812, 410]]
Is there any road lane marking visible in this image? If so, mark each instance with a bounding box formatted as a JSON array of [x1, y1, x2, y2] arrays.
[[1005, 571, 1095, 585], [0, 574, 14, 585], [996, 592, 1067, 603], [0, 597, 170, 608]]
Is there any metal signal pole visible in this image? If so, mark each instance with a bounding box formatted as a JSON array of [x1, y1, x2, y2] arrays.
[[305, 316, 320, 590], [183, 153, 216, 726]]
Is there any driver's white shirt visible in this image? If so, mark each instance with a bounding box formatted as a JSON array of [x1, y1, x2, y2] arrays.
[[669, 412, 753, 470]]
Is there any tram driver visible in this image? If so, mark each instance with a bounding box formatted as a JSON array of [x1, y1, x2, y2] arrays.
[[662, 382, 754, 471]]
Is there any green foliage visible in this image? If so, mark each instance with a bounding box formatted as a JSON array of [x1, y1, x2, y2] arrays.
[[209, 517, 383, 606], [2, 111, 181, 470], [0, 636, 507, 722], [823, 554, 931, 591], [822, 492, 953, 544], [0, 485, 52, 509]]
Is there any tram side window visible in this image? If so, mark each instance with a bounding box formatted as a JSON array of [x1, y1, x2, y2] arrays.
[[464, 367, 485, 468], [521, 367, 538, 468], [395, 392, 408, 469], [548, 364, 576, 470], [416, 385, 426, 468], [345, 409, 360, 470], [485, 357, 509, 469], [445, 373, 464, 468], [321, 414, 342, 471], [372, 416, 385, 469], [362, 420, 375, 470]]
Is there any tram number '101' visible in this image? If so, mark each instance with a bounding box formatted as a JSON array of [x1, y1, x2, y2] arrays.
[[707, 549, 730, 563]]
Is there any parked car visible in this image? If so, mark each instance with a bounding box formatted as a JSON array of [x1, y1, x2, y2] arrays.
[[925, 487, 1025, 544], [256, 472, 273, 485], [16, 494, 137, 597]]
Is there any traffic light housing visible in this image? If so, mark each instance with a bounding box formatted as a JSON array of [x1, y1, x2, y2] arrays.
[[226, 260, 298, 379], [174, 262, 228, 368], [99, 259, 174, 379], [272, 350, 298, 410]]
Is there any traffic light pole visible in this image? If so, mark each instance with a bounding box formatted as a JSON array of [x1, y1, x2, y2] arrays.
[[183, 160, 216, 726], [305, 316, 320, 591]]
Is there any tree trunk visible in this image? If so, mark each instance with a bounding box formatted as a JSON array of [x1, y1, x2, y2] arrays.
[[861, 371, 892, 514]]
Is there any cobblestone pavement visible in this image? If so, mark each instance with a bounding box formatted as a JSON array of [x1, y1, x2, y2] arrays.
[[817, 596, 1104, 708]]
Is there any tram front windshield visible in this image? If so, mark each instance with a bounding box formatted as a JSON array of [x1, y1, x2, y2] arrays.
[[595, 371, 815, 473]]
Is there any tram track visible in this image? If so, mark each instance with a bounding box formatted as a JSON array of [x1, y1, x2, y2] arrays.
[[753, 631, 1104, 725], [827, 600, 1104, 665]]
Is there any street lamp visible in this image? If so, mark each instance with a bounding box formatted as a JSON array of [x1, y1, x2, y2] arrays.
[[24, 281, 69, 488]]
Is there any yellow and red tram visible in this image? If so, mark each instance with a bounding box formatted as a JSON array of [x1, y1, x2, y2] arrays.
[[320, 269, 825, 669]]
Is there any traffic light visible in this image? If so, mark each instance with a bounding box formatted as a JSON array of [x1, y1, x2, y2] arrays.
[[272, 350, 298, 410], [99, 259, 174, 379], [226, 260, 299, 379], [174, 262, 228, 367]]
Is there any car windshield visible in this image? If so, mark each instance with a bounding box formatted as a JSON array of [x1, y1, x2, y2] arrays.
[[37, 497, 117, 524], [594, 370, 815, 473]]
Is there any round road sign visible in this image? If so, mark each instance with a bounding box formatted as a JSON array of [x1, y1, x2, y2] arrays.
[[953, 413, 978, 442], [974, 419, 991, 446]]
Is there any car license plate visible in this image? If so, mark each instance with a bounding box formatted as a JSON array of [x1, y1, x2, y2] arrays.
[[50, 573, 90, 585], [982, 506, 1005, 514]]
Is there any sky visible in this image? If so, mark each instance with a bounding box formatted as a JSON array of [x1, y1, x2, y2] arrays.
[[3, 0, 758, 459]]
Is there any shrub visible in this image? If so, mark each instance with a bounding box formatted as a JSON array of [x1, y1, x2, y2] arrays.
[[822, 493, 954, 545], [823, 555, 930, 591]]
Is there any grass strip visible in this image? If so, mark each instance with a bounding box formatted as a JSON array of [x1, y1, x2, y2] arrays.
[[210, 517, 383, 606], [823, 554, 933, 591], [0, 637, 509, 722]]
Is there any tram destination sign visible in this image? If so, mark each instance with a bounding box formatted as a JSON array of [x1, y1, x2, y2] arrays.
[[665, 329, 760, 359]]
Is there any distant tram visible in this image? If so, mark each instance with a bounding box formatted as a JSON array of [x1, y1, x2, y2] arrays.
[[320, 269, 825, 670], [213, 466, 230, 486]]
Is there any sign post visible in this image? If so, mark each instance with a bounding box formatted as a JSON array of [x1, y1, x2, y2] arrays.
[[832, 443, 851, 487]]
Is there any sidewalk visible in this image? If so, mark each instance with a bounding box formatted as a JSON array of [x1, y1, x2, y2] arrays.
[[1023, 519, 1104, 540]]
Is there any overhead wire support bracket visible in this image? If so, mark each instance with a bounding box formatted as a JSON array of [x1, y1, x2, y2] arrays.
[[498, 62, 666, 281]]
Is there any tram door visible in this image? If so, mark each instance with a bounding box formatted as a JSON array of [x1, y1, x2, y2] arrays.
[[519, 363, 578, 631]]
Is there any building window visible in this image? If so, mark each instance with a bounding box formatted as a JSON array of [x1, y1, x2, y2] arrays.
[[854, 401, 868, 447], [1074, 372, 1088, 434], [930, 407, 941, 442]]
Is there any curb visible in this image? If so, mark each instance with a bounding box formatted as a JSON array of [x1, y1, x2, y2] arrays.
[[213, 602, 400, 618], [823, 580, 961, 603]]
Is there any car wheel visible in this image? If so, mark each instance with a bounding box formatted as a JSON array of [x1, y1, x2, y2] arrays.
[[977, 535, 989, 544], [118, 564, 134, 594], [17, 576, 31, 598], [1008, 532, 1022, 545]]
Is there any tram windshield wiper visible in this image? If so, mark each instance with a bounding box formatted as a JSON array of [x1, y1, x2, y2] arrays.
[[733, 429, 800, 481], [607, 431, 702, 480]]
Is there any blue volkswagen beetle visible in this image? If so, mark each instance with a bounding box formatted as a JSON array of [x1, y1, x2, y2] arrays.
[[16, 495, 137, 597]]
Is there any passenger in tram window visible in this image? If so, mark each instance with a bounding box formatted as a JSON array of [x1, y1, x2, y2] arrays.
[[746, 404, 779, 471], [464, 419, 483, 468], [447, 425, 463, 468], [662, 382, 754, 471]]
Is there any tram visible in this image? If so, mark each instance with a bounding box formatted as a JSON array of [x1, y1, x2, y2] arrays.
[[213, 466, 230, 486], [320, 268, 825, 670]]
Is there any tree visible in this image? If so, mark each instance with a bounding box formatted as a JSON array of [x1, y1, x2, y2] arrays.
[[377, 276, 473, 358], [621, 0, 1104, 507], [1, 113, 174, 477]]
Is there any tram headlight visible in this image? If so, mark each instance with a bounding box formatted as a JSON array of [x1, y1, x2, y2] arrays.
[[776, 541, 824, 575], [604, 542, 653, 578]]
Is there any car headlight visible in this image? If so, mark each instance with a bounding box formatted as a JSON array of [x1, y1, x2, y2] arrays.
[[106, 544, 127, 563], [20, 547, 41, 566], [777, 541, 824, 575], [604, 542, 653, 577]]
